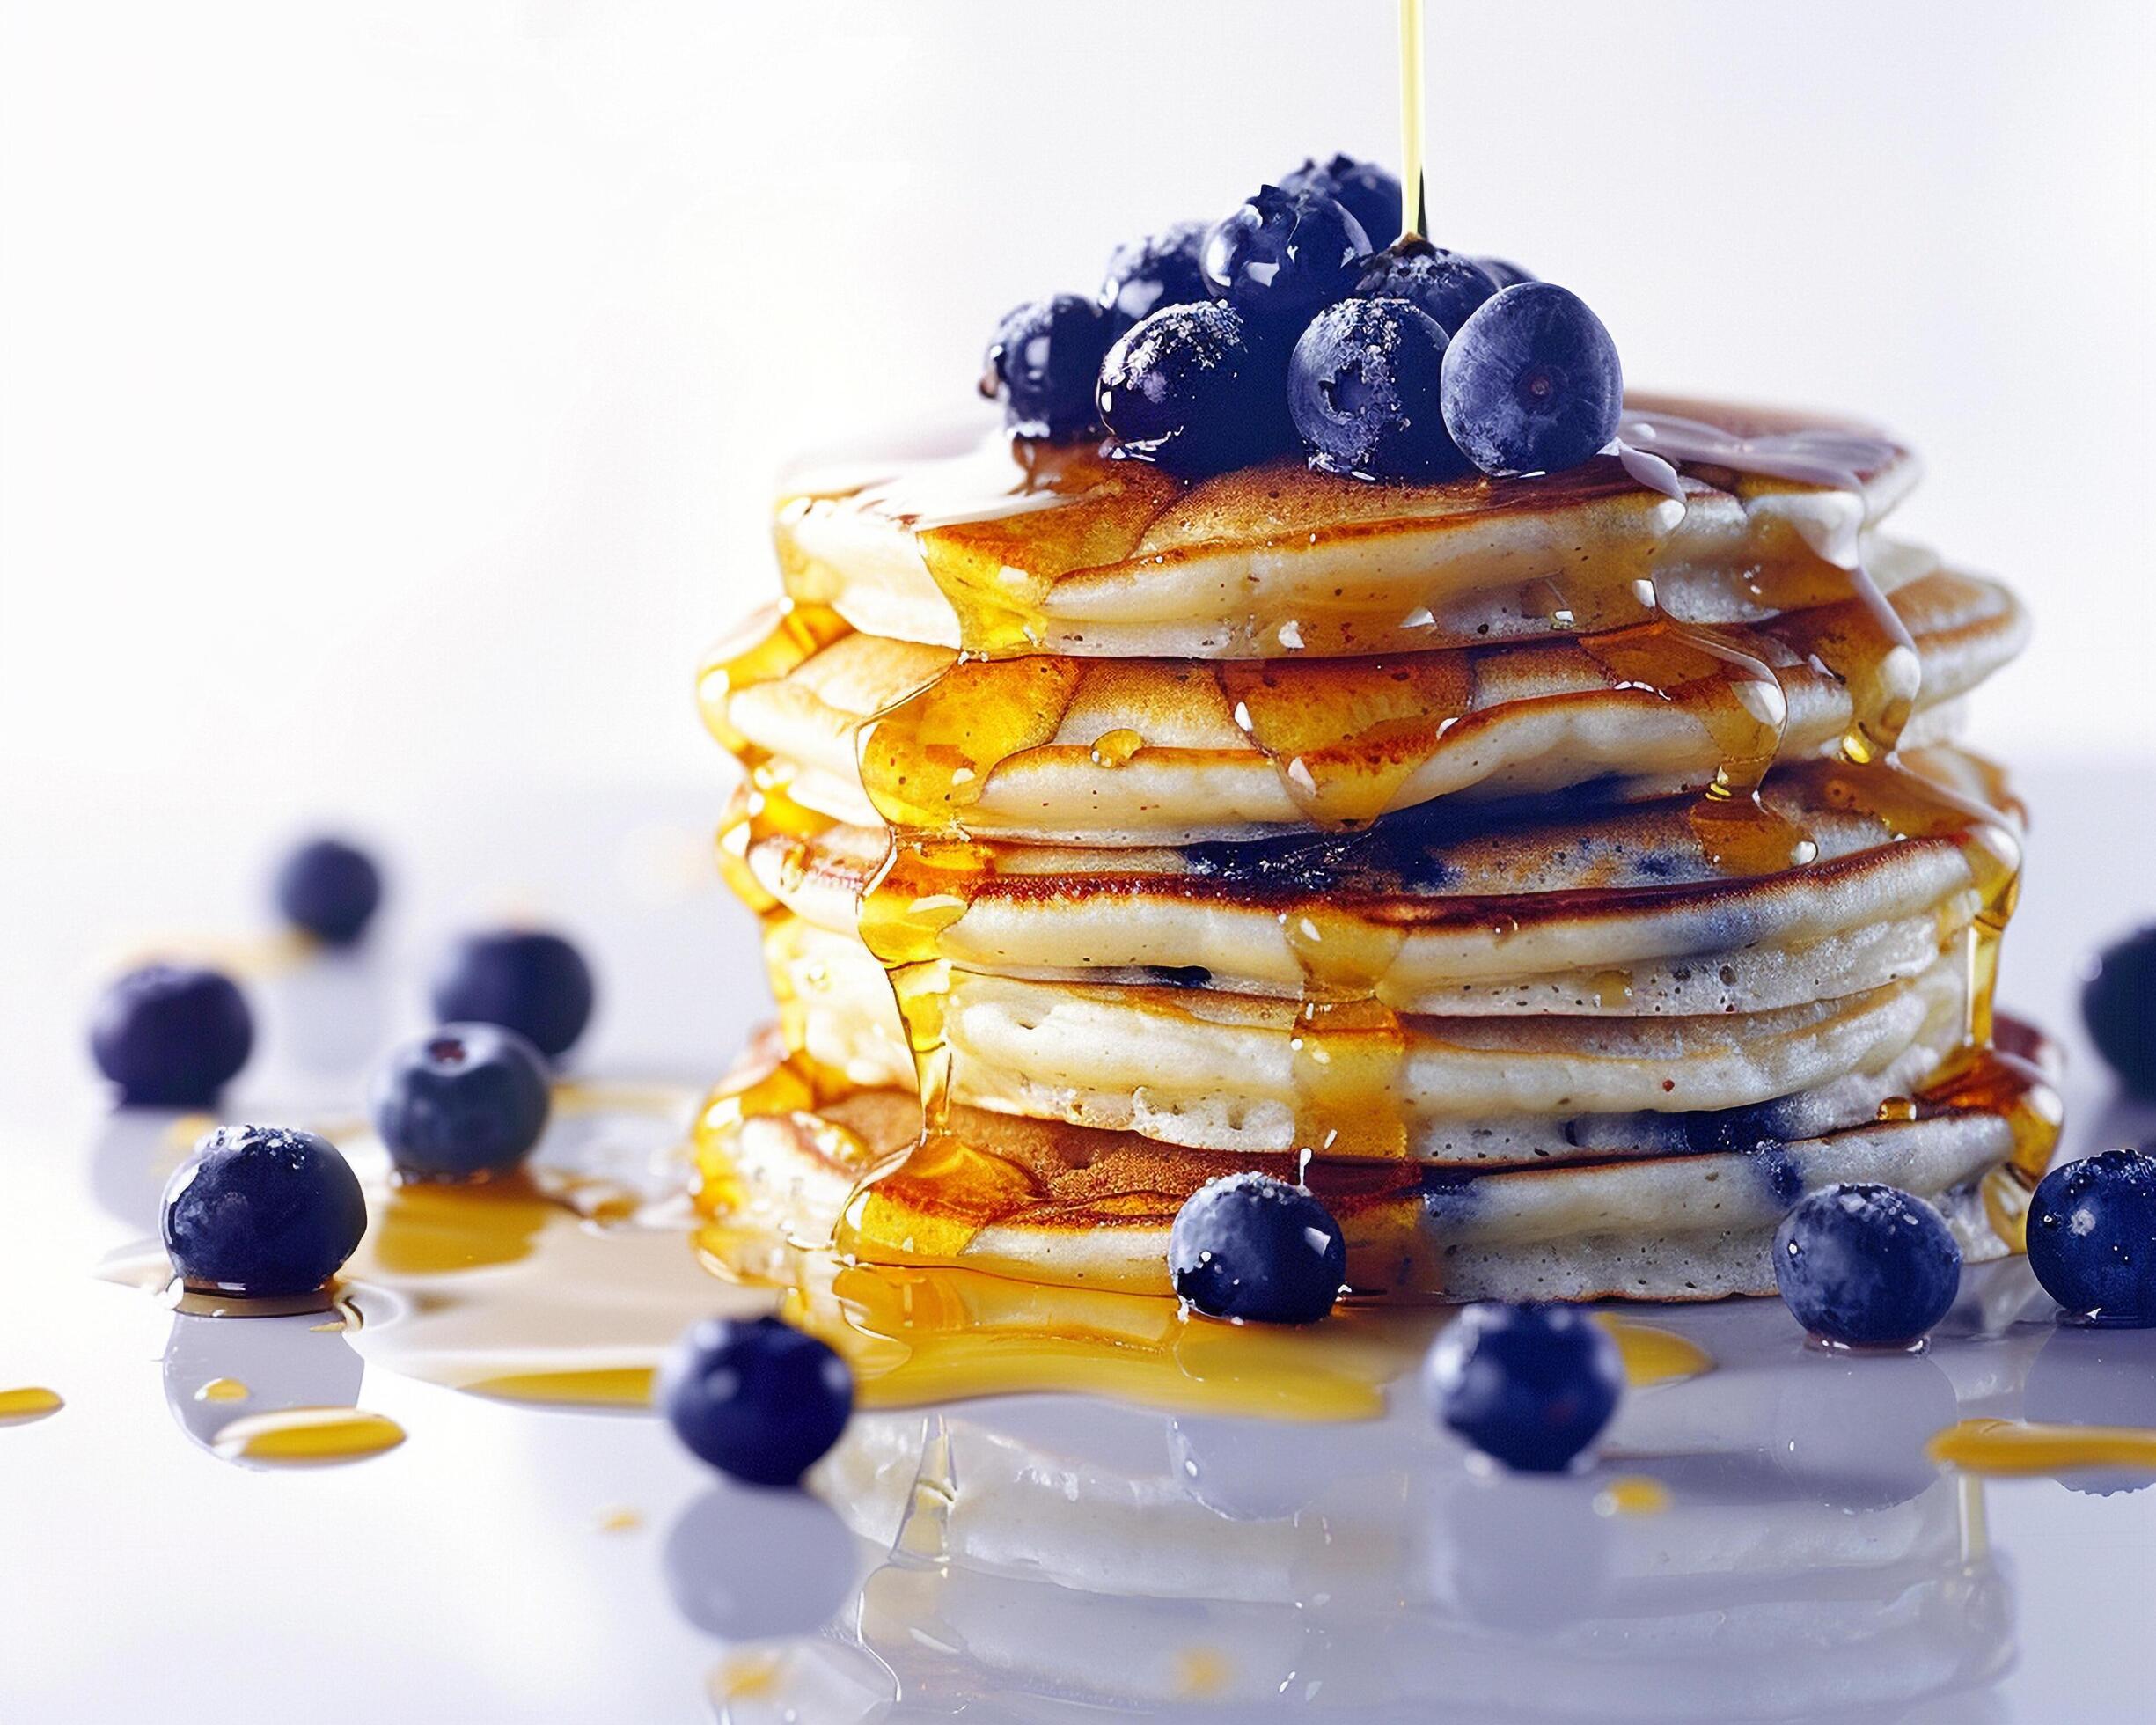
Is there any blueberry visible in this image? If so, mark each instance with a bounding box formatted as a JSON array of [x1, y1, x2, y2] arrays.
[[657, 1315, 854, 1486], [1772, 1183, 1962, 1347], [1424, 1303, 1623, 1472], [980, 294, 1117, 439], [1354, 239, 1500, 335], [430, 929, 595, 1061], [1167, 1171, 1346, 1324], [1287, 297, 1468, 481], [274, 836, 383, 945], [370, 1022, 552, 1181], [1439, 282, 1624, 477], [2083, 926, 2156, 1097], [1099, 222, 1210, 327], [161, 1123, 367, 1296], [1201, 186, 1371, 330], [89, 964, 253, 1106], [1278, 154, 1403, 249], [2027, 1149, 2156, 1325], [1097, 301, 1294, 478], [1476, 256, 1536, 289]]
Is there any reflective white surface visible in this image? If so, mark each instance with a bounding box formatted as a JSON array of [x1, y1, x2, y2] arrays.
[[4, 768, 2154, 1722]]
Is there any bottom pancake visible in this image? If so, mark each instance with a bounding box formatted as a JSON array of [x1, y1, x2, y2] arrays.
[[695, 1020, 2059, 1304]]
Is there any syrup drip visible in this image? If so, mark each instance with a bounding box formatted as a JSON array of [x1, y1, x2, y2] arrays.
[[210, 1406, 406, 1465], [0, 1386, 63, 1426], [1928, 1418, 2156, 1479]]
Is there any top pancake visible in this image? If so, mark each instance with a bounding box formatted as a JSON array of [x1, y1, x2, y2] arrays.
[[774, 395, 1918, 658]]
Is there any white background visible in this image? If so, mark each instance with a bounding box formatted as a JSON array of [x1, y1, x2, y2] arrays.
[[4, 0, 2154, 837]]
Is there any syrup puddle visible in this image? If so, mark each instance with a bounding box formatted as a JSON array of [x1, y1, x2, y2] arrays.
[[0, 1387, 63, 1426], [1928, 1418, 2156, 1479], [211, 1406, 405, 1465]]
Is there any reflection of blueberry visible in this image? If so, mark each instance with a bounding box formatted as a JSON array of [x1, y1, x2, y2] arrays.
[[1202, 186, 1371, 330], [658, 1316, 853, 1486], [1278, 154, 1404, 249], [2024, 1323, 2156, 1494], [90, 964, 253, 1106], [1097, 302, 1292, 477], [161, 1310, 364, 1458], [1168, 1171, 1346, 1324], [274, 837, 383, 945], [1098, 223, 1210, 327], [430, 929, 595, 1061], [2027, 1149, 2156, 1325], [1353, 240, 1499, 335], [664, 1484, 860, 1639], [2083, 927, 2156, 1096], [1424, 1303, 1622, 1472], [1773, 1182, 1962, 1347], [1425, 1471, 1609, 1632], [980, 295, 1117, 439], [161, 1124, 368, 1296], [371, 1023, 552, 1181], [1288, 297, 1466, 481], [1439, 282, 1624, 477], [1765, 1350, 1955, 1511]]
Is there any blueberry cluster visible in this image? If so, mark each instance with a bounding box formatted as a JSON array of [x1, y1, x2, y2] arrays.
[[981, 154, 1623, 482]]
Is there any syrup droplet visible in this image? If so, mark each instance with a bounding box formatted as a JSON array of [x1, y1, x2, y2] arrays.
[[1594, 1475, 1672, 1516], [194, 1377, 250, 1403], [210, 1406, 406, 1466], [1927, 1418, 2156, 1479], [0, 1386, 63, 1426]]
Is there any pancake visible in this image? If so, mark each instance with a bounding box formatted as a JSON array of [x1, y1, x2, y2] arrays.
[[696, 1017, 2058, 1303], [774, 395, 1918, 659], [766, 916, 1971, 1158], [705, 564, 2020, 844], [738, 751, 2019, 1014]]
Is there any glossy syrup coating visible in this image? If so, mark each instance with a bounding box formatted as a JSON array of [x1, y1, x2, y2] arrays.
[[2027, 1149, 2156, 1325], [1771, 1183, 1962, 1347], [1424, 1303, 1624, 1472], [90, 964, 253, 1107], [161, 1124, 367, 1296], [981, 294, 1118, 438], [1098, 223, 1210, 328], [1201, 185, 1370, 331]]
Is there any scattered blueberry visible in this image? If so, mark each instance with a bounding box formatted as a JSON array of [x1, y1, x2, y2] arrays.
[[1476, 256, 1536, 289], [658, 1315, 854, 1486], [980, 294, 1118, 438], [1439, 282, 1624, 477], [1772, 1183, 1962, 1347], [2083, 926, 2156, 1097], [1167, 1171, 1346, 1324], [161, 1123, 367, 1296], [1424, 1303, 1623, 1472], [370, 1022, 552, 1181], [1278, 153, 1403, 249], [2027, 1149, 2156, 1325], [1202, 186, 1371, 330], [1288, 297, 1468, 481], [1098, 301, 1293, 477], [430, 929, 595, 1061], [274, 836, 383, 945], [90, 964, 253, 1106], [1099, 222, 1211, 327], [1354, 239, 1500, 335]]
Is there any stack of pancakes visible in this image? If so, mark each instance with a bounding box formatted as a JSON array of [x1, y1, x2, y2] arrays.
[[694, 395, 2060, 1302]]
